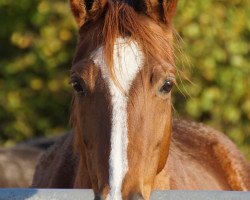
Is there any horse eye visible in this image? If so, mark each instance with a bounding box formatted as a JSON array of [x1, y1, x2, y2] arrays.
[[159, 79, 174, 94], [71, 81, 86, 95]]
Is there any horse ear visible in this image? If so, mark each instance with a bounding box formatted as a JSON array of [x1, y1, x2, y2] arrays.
[[145, 0, 178, 24], [69, 0, 107, 27], [70, 0, 87, 27], [69, 0, 178, 27], [162, 0, 178, 24]]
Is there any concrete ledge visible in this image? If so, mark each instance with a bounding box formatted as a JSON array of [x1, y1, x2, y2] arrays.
[[0, 189, 250, 200]]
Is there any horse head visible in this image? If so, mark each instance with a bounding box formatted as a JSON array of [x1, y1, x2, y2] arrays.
[[69, 0, 178, 199]]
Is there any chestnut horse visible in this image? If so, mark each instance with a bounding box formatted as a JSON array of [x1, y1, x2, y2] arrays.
[[32, 0, 250, 199]]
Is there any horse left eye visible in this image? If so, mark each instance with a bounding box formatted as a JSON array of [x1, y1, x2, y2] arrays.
[[159, 79, 174, 94]]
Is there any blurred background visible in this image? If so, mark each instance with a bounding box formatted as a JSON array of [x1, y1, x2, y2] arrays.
[[0, 0, 249, 159]]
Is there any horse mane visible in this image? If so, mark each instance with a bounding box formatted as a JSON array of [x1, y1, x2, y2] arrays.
[[172, 119, 250, 190], [71, 1, 176, 153]]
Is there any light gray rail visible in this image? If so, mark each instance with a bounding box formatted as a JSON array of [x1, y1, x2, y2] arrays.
[[0, 189, 250, 200]]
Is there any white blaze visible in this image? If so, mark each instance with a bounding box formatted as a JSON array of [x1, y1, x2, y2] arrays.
[[93, 38, 144, 200]]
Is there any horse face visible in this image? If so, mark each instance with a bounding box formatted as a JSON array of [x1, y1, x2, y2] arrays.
[[70, 1, 177, 199]]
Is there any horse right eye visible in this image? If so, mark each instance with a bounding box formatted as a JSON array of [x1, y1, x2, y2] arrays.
[[71, 81, 86, 95]]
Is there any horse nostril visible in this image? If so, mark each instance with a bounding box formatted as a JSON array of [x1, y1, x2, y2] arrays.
[[130, 193, 145, 200], [94, 195, 101, 200]]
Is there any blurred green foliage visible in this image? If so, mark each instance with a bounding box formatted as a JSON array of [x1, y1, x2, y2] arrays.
[[0, 0, 249, 158], [174, 0, 250, 158], [0, 0, 76, 145]]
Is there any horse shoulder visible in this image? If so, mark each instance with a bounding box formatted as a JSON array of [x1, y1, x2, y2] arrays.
[[154, 119, 250, 190], [31, 133, 79, 188]]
